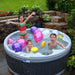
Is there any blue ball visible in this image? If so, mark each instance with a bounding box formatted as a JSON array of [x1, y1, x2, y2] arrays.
[[12, 42, 22, 52], [31, 26, 38, 34]]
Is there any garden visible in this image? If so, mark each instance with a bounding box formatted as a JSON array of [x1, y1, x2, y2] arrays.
[[0, 0, 75, 75]]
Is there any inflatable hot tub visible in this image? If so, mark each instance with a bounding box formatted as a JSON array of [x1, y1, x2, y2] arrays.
[[4, 28, 71, 75]]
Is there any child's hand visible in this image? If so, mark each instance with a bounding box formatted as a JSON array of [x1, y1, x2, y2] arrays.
[[32, 12, 36, 15], [6, 21, 10, 24], [63, 47, 67, 50]]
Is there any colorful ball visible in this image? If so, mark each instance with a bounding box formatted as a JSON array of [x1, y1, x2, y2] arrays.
[[29, 51, 34, 53], [58, 35, 63, 39], [41, 41, 45, 48], [31, 26, 38, 34], [12, 42, 22, 52], [34, 30, 43, 43], [31, 47, 38, 52], [8, 39, 14, 44], [16, 39, 27, 48]]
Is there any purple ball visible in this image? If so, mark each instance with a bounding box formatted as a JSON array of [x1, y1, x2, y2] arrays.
[[12, 42, 22, 52], [31, 26, 38, 34]]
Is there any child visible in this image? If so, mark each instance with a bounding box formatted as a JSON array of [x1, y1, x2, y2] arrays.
[[6, 12, 36, 39], [48, 33, 67, 50], [26, 40, 33, 53]]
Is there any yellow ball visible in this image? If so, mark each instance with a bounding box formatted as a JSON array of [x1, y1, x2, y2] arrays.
[[31, 47, 38, 52], [41, 41, 45, 48], [58, 35, 63, 39]]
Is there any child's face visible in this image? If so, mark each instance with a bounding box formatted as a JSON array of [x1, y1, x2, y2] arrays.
[[50, 35, 56, 42], [27, 42, 33, 49], [19, 16, 24, 22]]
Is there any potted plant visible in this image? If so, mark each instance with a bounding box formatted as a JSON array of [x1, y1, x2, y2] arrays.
[[18, 5, 29, 15], [31, 5, 42, 16], [26, 22, 35, 28], [42, 14, 51, 22], [35, 20, 41, 28]]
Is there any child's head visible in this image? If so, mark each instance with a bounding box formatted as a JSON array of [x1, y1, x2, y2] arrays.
[[50, 33, 57, 41], [18, 15, 24, 22], [27, 40, 33, 48]]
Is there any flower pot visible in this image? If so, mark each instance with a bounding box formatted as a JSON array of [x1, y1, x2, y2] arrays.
[[36, 24, 41, 28]]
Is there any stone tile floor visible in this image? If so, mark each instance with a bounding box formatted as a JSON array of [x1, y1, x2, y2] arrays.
[[0, 43, 74, 75]]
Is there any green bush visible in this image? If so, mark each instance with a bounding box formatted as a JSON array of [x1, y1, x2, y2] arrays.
[[67, 55, 75, 71], [46, 0, 75, 13], [57, 0, 75, 13], [26, 23, 35, 28], [42, 14, 51, 22], [67, 29, 75, 71], [31, 5, 42, 15], [67, 9, 75, 29], [67, 29, 75, 55], [46, 0, 56, 10]]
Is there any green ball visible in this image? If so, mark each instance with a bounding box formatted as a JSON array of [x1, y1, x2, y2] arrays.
[[30, 51, 34, 53], [59, 37, 62, 39]]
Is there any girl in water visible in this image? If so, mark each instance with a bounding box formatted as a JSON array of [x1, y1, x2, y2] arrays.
[[6, 12, 36, 39]]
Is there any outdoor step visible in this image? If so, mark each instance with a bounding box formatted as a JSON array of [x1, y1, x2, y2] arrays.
[[42, 22, 68, 30], [0, 15, 18, 21], [42, 10, 56, 16], [51, 16, 64, 22]]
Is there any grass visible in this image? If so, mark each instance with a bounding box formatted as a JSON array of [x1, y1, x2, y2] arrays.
[[0, 0, 48, 12]]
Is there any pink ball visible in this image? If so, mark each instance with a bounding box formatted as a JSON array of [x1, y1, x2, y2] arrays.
[[8, 39, 14, 44], [34, 30, 43, 43], [34, 30, 41, 34], [16, 39, 27, 48]]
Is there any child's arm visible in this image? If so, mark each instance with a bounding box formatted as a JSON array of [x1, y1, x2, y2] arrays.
[[24, 12, 36, 23], [6, 21, 19, 25], [26, 47, 29, 53], [56, 41, 67, 50]]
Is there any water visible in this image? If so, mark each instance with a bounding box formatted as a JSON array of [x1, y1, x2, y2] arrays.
[[8, 29, 68, 54]]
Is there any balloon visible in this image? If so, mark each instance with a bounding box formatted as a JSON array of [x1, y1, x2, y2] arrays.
[[12, 42, 22, 52], [8, 39, 14, 44], [31, 47, 38, 52], [16, 39, 27, 48], [34, 30, 41, 34], [31, 26, 38, 34], [41, 41, 45, 48], [34, 30, 43, 43], [42, 30, 50, 39]]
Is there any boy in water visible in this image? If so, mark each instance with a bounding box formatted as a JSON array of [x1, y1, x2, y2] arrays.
[[48, 33, 67, 49]]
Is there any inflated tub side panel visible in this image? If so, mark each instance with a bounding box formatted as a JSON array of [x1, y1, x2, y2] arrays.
[[6, 52, 69, 75]]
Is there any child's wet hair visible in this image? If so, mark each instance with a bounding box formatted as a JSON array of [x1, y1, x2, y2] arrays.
[[27, 40, 32, 45], [50, 33, 57, 37]]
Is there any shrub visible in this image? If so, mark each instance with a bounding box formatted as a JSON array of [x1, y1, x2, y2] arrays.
[[67, 29, 75, 55], [26, 23, 35, 28], [46, 0, 75, 13], [67, 55, 75, 71], [57, 0, 75, 13], [18, 5, 29, 15], [67, 9, 75, 29], [31, 5, 42, 15], [42, 14, 51, 22], [46, 0, 56, 10]]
